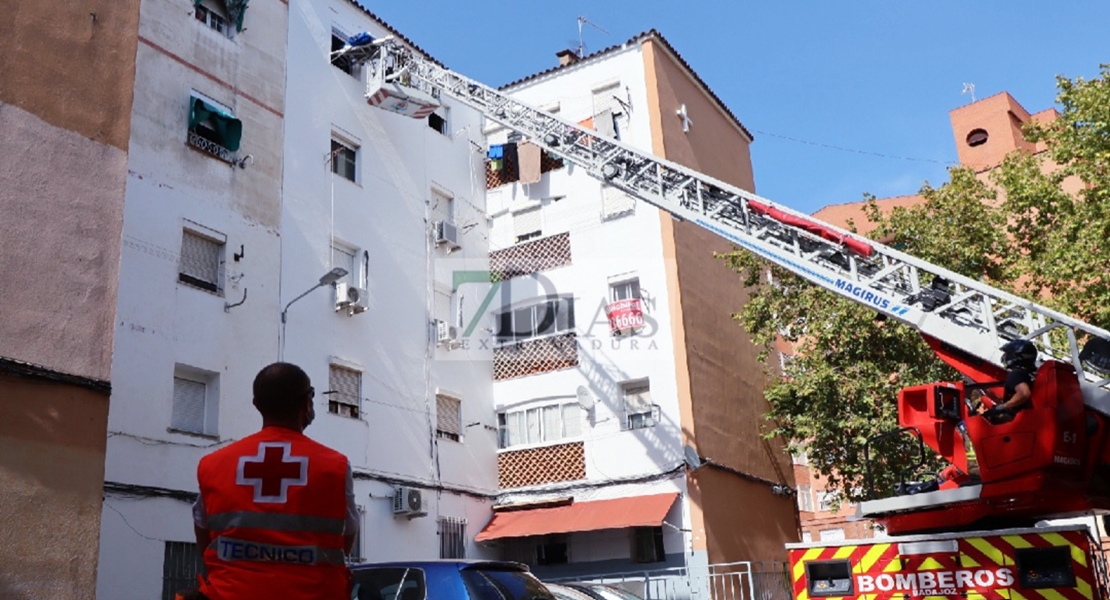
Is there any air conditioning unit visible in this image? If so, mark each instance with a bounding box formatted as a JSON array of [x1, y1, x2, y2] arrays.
[[336, 283, 370, 315], [393, 486, 427, 518], [435, 220, 461, 250], [434, 319, 460, 347]]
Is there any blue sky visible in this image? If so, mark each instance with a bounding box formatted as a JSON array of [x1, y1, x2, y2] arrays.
[[363, 1, 1108, 214]]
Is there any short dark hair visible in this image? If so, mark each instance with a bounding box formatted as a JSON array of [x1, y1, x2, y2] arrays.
[[253, 362, 310, 418]]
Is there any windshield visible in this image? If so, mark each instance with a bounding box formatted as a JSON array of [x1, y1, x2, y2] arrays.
[[461, 567, 554, 600]]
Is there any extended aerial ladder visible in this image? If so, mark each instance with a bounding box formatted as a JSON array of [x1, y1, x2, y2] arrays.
[[339, 37, 1110, 534]]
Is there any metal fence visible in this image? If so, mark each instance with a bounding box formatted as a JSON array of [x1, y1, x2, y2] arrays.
[[552, 561, 791, 600]]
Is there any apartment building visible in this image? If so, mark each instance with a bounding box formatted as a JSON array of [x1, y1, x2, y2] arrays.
[[0, 1, 141, 596], [475, 31, 799, 579]]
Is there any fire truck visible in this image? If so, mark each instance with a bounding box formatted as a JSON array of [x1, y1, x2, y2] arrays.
[[334, 33, 1110, 600]]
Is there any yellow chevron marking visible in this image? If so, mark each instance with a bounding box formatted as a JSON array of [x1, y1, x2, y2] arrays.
[[1009, 589, 1027, 600], [1037, 588, 1069, 600], [1004, 535, 1034, 549], [1076, 577, 1094, 600], [968, 537, 1005, 564], [1039, 533, 1088, 567], [859, 544, 890, 572], [959, 553, 981, 568], [797, 590, 809, 600], [794, 548, 825, 581], [883, 558, 902, 573], [833, 545, 856, 559], [919, 557, 944, 570]]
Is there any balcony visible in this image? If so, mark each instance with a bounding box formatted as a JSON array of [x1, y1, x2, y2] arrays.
[[493, 332, 578, 381], [186, 130, 235, 164], [490, 232, 572, 281], [497, 441, 585, 488], [605, 298, 645, 336]]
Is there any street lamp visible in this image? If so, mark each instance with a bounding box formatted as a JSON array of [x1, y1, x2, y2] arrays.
[[279, 267, 348, 360]]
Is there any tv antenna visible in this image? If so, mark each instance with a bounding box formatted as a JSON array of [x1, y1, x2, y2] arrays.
[[961, 82, 976, 102], [577, 16, 610, 58]]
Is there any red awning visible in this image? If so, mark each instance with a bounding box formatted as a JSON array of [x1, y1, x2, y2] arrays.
[[475, 493, 678, 542]]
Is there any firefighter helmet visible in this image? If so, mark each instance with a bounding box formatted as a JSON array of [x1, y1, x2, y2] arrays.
[[1001, 339, 1038, 369]]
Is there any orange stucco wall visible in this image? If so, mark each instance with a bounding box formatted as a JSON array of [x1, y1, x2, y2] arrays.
[[642, 38, 798, 563], [0, 375, 111, 599]]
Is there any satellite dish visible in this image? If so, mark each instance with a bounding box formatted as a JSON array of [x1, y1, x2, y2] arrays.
[[683, 445, 703, 471], [576, 386, 594, 410]]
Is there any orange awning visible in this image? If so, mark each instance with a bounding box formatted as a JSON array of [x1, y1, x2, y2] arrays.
[[475, 493, 678, 542]]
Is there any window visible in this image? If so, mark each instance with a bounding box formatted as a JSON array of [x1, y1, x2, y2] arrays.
[[436, 394, 461, 442], [536, 535, 568, 565], [495, 296, 574, 344], [801, 531, 813, 543], [331, 31, 357, 76], [497, 402, 582, 449], [328, 364, 361, 418], [797, 485, 813, 512], [331, 138, 358, 182], [632, 526, 665, 563], [966, 128, 989, 147], [438, 516, 467, 559], [792, 449, 808, 465], [610, 278, 641, 302], [817, 491, 836, 512], [187, 95, 242, 161], [428, 107, 449, 136], [352, 567, 427, 600], [178, 227, 224, 294], [162, 542, 204, 600], [819, 528, 845, 541], [331, 242, 357, 287], [622, 379, 655, 430], [171, 369, 218, 436], [592, 81, 625, 139], [194, 0, 230, 36], [513, 205, 542, 243]]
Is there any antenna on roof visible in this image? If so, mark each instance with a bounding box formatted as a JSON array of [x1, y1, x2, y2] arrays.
[[962, 82, 976, 102], [577, 16, 610, 58]]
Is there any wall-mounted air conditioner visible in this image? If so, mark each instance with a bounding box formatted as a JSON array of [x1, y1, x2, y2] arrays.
[[336, 283, 370, 315], [434, 319, 460, 347], [435, 220, 461, 250], [392, 486, 427, 518]]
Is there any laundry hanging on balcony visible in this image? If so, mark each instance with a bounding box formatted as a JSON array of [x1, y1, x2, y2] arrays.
[[188, 97, 242, 152]]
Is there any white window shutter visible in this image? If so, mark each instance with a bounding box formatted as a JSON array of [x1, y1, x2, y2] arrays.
[[179, 231, 221, 288], [172, 377, 207, 433]]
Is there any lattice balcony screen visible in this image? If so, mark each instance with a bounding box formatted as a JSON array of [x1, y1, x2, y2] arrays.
[[498, 441, 585, 488], [493, 332, 578, 381], [486, 147, 563, 189], [489, 232, 571, 281]]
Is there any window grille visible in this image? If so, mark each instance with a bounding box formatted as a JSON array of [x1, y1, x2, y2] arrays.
[[331, 139, 357, 181], [179, 230, 222, 293], [436, 395, 461, 441], [162, 541, 204, 600], [438, 516, 467, 559], [172, 377, 208, 434], [632, 526, 665, 563], [329, 365, 361, 418]]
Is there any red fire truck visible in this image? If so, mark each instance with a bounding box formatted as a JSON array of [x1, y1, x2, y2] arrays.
[[342, 34, 1110, 600]]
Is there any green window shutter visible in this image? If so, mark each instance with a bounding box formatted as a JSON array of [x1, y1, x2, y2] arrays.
[[188, 98, 243, 152]]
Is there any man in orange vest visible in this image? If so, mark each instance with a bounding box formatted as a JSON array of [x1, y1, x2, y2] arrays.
[[191, 362, 357, 600]]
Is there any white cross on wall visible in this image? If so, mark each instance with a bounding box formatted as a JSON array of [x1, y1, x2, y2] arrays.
[[676, 103, 693, 133]]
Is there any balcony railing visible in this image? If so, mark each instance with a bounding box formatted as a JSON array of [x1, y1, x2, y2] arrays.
[[551, 561, 791, 600], [186, 130, 235, 164], [489, 232, 572, 281], [493, 332, 578, 380]]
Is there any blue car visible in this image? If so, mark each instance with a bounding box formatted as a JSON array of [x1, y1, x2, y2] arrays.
[[351, 560, 556, 600]]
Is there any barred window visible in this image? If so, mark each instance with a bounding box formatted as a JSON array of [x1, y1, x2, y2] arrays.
[[436, 394, 461, 442], [329, 364, 361, 419], [162, 541, 204, 600], [179, 229, 223, 294], [438, 516, 467, 559]]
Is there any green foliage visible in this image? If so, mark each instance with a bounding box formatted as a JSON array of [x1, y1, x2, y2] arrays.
[[723, 65, 1110, 503]]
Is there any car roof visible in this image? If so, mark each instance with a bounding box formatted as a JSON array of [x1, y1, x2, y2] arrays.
[[352, 560, 530, 572]]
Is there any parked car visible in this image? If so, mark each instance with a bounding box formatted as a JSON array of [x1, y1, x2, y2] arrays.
[[544, 583, 600, 600], [563, 583, 645, 600], [351, 560, 556, 600]]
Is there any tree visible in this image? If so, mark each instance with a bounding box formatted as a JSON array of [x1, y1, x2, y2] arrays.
[[724, 65, 1110, 502]]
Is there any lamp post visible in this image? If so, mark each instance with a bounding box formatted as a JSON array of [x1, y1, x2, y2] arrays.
[[279, 267, 348, 360]]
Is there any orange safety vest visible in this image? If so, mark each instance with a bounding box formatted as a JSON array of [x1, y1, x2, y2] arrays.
[[196, 426, 352, 600]]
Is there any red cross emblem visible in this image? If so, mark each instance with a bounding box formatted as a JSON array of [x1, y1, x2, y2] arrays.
[[236, 442, 308, 503]]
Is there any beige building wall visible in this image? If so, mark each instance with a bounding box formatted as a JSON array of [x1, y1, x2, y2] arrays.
[[0, 1, 139, 597], [643, 38, 799, 563]]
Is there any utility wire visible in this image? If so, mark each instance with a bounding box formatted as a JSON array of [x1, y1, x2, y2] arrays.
[[750, 129, 957, 165]]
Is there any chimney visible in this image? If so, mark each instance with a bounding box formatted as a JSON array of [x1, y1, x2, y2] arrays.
[[556, 49, 579, 67]]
